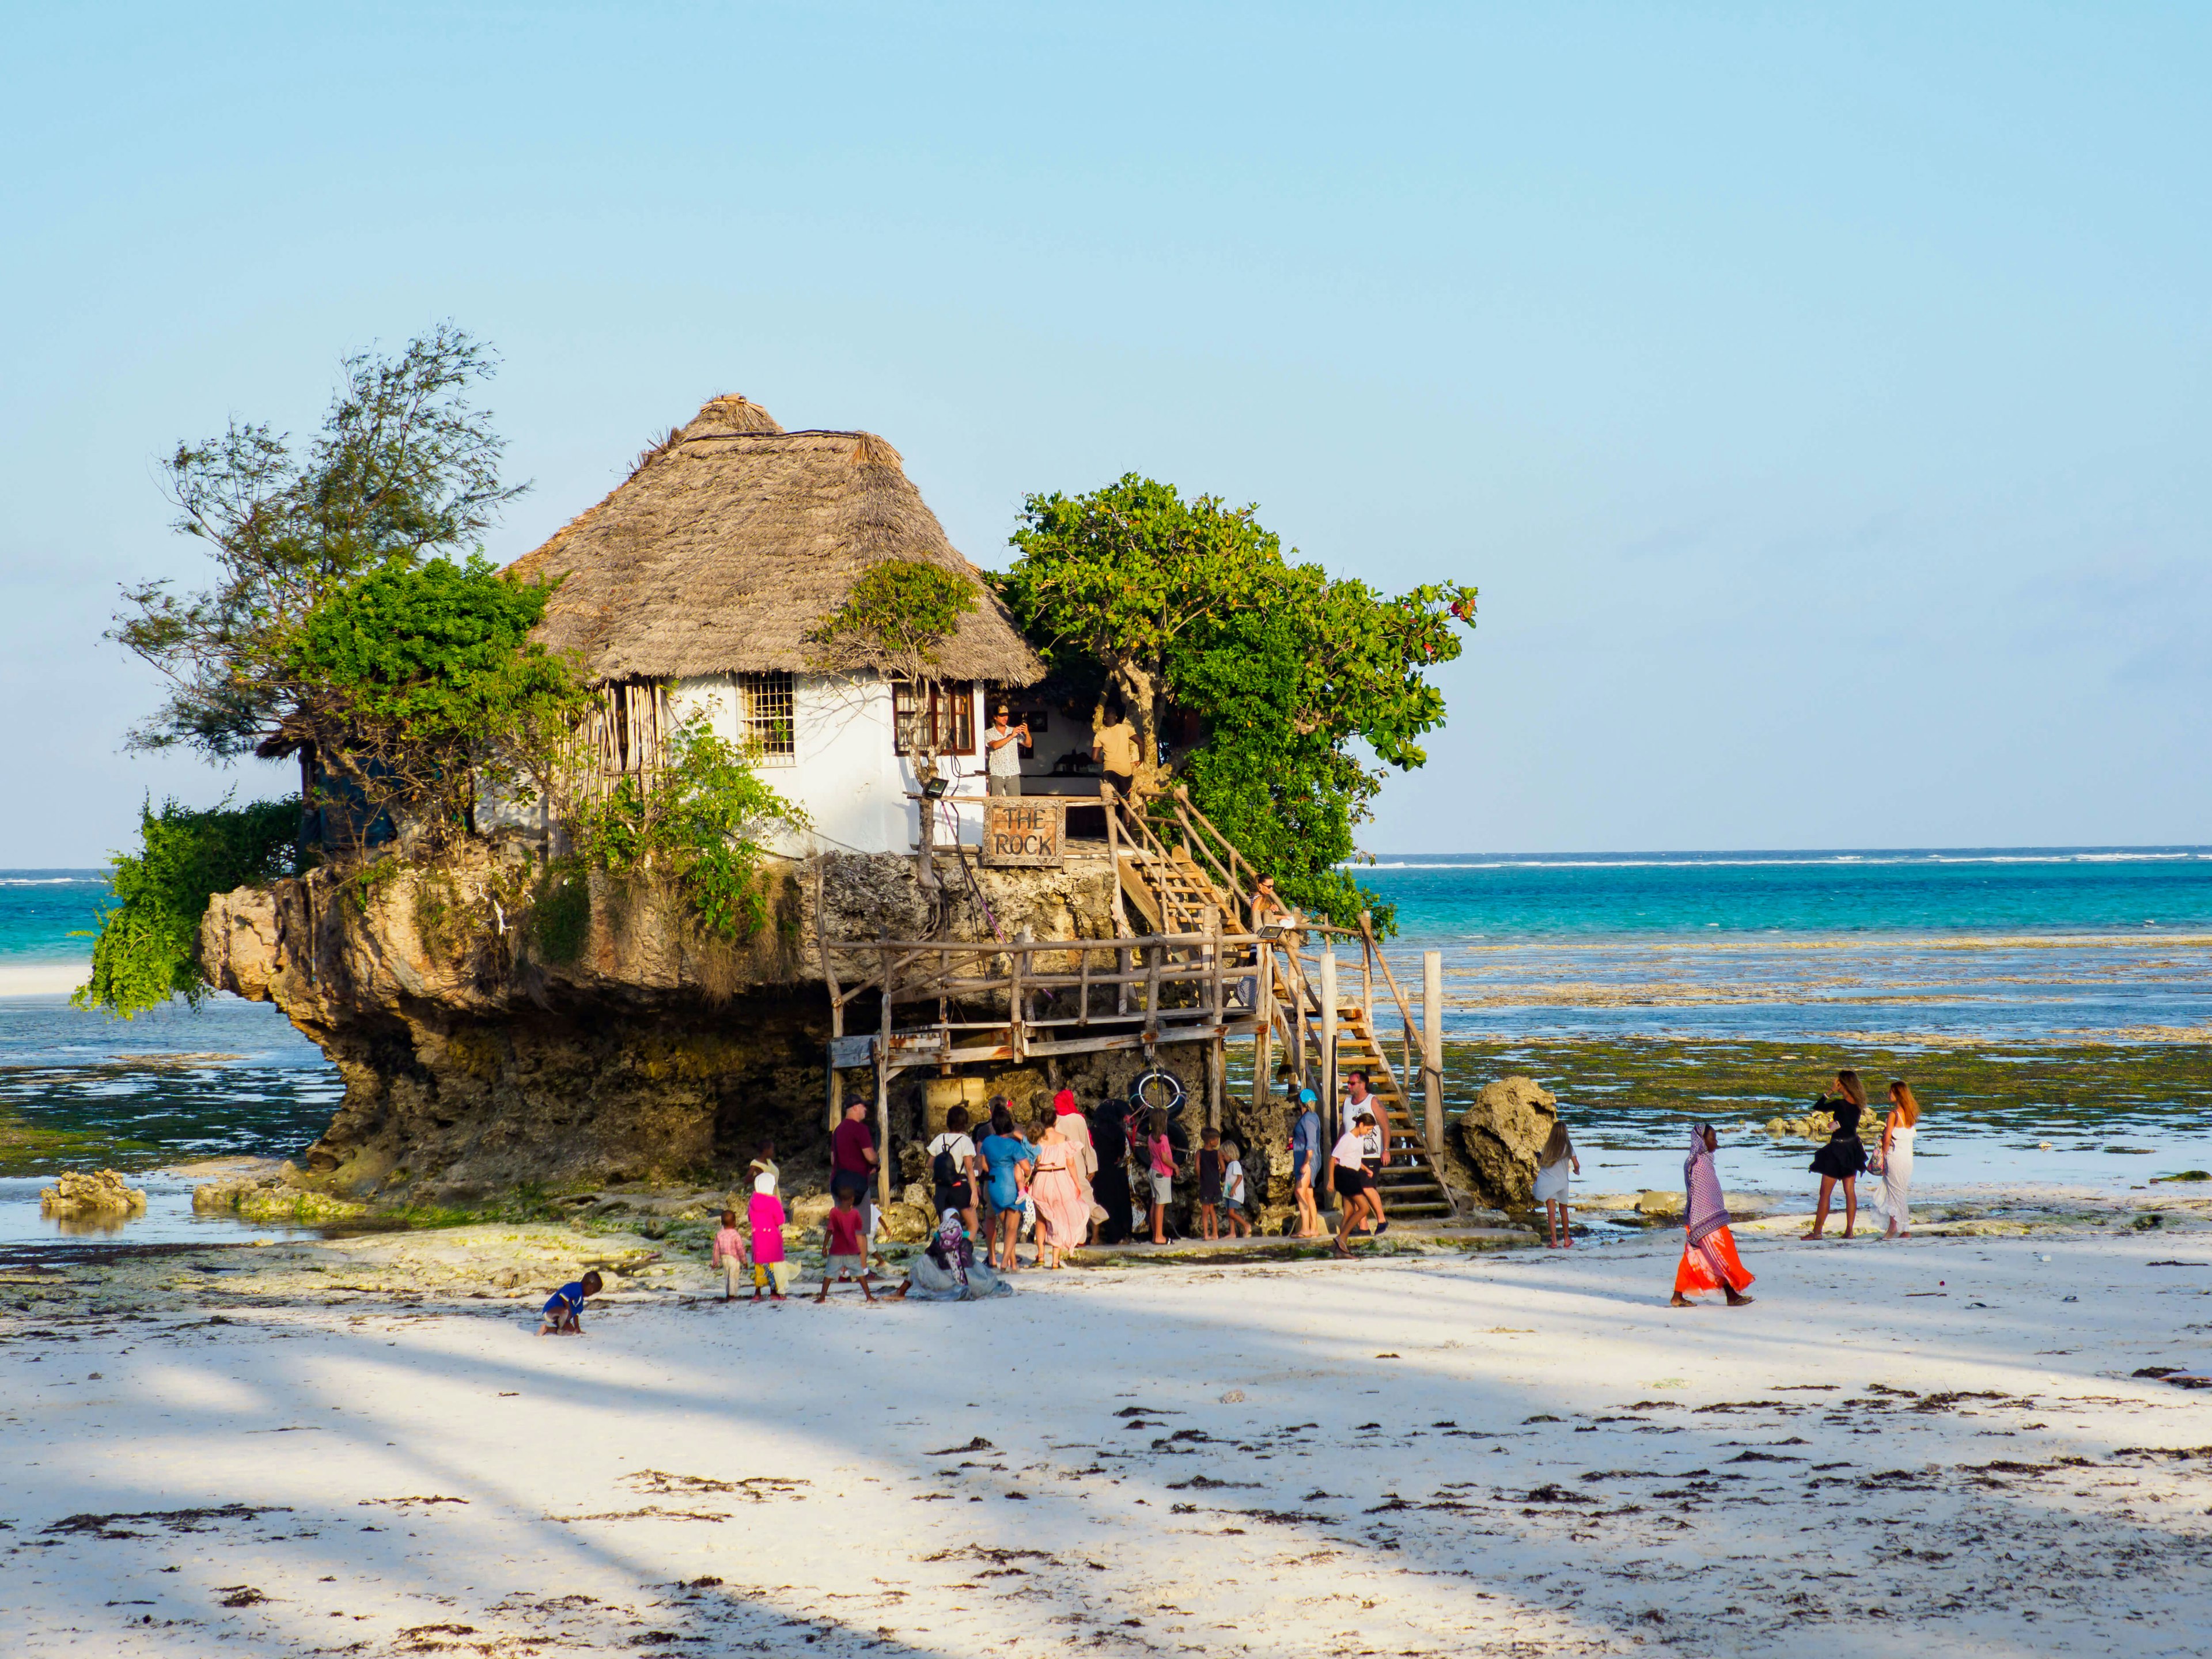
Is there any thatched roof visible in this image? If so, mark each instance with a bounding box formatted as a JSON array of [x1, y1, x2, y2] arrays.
[[507, 395, 1043, 686]]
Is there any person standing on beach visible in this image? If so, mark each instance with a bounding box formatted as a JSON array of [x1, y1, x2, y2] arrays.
[[1805, 1069, 1869, 1239], [710, 1209, 747, 1302], [747, 1171, 791, 1300], [1090, 1094, 1134, 1244], [1878, 1080, 1920, 1239], [1029, 1108, 1089, 1268], [1331, 1110, 1381, 1256], [1051, 1087, 1100, 1242], [831, 1098, 879, 1215], [1534, 1120, 1581, 1248], [927, 1106, 979, 1236], [1145, 1108, 1177, 1244], [1289, 1085, 1324, 1237], [1671, 1125, 1753, 1307], [979, 1103, 1035, 1272], [1344, 1070, 1388, 1235]]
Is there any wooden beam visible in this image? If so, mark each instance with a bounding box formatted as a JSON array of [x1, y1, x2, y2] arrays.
[[1319, 945, 1338, 1205], [1423, 948, 1445, 1198], [817, 857, 843, 1133], [1249, 941, 1273, 1115]]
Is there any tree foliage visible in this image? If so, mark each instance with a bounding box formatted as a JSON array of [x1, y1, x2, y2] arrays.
[[74, 797, 300, 1018], [803, 559, 976, 683], [803, 558, 978, 779], [1000, 475, 1475, 930], [280, 555, 587, 847], [562, 717, 809, 943], [112, 324, 524, 761]]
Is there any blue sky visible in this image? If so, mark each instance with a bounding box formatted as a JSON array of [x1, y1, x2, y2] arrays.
[[4, 3, 2206, 863]]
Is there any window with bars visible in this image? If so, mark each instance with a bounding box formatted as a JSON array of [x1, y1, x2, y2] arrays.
[[892, 679, 975, 756], [733, 672, 797, 764]]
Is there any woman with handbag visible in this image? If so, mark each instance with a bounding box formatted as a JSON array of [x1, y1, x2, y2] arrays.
[[1878, 1080, 1920, 1238], [1804, 1069, 1870, 1240]]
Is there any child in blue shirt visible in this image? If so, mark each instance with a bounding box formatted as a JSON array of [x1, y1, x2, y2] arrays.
[[537, 1270, 604, 1335]]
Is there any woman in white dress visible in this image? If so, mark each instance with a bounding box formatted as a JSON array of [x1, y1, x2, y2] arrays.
[[1879, 1081, 1919, 1238], [1533, 1120, 1581, 1248]]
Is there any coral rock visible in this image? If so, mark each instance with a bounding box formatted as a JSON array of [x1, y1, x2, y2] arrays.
[[40, 1169, 147, 1218], [1441, 1075, 1559, 1208]]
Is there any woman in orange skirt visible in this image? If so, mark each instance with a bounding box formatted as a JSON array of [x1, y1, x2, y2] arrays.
[[1672, 1123, 1754, 1308]]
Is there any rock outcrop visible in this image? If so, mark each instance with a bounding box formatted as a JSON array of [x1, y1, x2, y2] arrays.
[[40, 1169, 147, 1218], [198, 842, 1143, 1206], [1440, 1075, 1558, 1209]]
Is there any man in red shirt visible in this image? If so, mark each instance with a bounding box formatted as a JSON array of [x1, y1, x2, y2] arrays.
[[831, 1099, 878, 1210]]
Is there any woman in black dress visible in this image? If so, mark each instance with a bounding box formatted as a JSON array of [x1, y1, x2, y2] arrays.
[[1805, 1068, 1869, 1239], [1089, 1095, 1135, 1245]]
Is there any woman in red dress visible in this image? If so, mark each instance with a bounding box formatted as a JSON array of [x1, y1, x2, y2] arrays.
[[1672, 1123, 1754, 1308]]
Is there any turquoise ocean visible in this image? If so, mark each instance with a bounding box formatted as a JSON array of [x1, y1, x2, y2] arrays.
[[2, 851, 2208, 1238]]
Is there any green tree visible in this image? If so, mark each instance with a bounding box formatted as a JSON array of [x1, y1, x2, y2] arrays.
[[563, 716, 809, 942], [74, 797, 300, 1017], [803, 559, 977, 773], [279, 555, 587, 847], [113, 324, 524, 761], [1000, 477, 1277, 793], [999, 475, 1475, 930]]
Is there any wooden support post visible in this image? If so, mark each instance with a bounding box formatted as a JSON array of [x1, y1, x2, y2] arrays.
[[1104, 783, 1131, 1017], [818, 858, 843, 1134], [1319, 946, 1338, 1205], [1207, 1033, 1224, 1131], [1422, 948, 1444, 1179], [1249, 941, 1274, 1114], [1359, 910, 1374, 1036], [874, 1052, 893, 1215]]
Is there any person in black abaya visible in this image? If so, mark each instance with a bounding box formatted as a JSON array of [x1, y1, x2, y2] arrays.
[[1090, 1093, 1135, 1244]]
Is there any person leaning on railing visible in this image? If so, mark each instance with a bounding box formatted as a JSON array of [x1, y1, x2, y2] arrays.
[[1090, 706, 1138, 800]]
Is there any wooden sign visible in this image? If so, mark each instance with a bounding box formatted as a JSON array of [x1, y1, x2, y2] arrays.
[[982, 798, 1066, 867]]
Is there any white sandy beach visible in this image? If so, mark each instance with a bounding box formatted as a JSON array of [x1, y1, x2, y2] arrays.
[[3, 1214, 2210, 1657]]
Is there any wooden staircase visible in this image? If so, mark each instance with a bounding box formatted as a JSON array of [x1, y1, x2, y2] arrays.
[[1321, 996, 1457, 1221], [1107, 787, 1460, 1222], [1116, 845, 1231, 936]]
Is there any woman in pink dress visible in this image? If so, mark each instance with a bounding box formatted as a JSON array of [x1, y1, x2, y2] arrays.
[[1029, 1109, 1090, 1268], [1052, 1088, 1099, 1240]]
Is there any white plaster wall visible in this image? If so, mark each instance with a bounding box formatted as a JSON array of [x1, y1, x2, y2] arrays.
[[669, 673, 993, 857]]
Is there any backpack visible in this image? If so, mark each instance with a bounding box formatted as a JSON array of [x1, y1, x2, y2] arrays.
[[930, 1137, 959, 1192]]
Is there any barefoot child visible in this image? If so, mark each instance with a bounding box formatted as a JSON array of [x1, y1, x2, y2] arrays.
[[1197, 1128, 1224, 1240], [710, 1209, 747, 1301], [1535, 1120, 1581, 1248], [538, 1270, 604, 1335], [816, 1187, 876, 1302], [747, 1171, 790, 1301], [1146, 1109, 1176, 1245], [1220, 1141, 1252, 1238]]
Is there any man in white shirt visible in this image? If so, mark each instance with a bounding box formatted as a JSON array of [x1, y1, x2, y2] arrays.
[[984, 704, 1029, 798]]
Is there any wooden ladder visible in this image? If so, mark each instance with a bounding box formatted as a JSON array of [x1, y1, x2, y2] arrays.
[[1117, 845, 1232, 936]]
